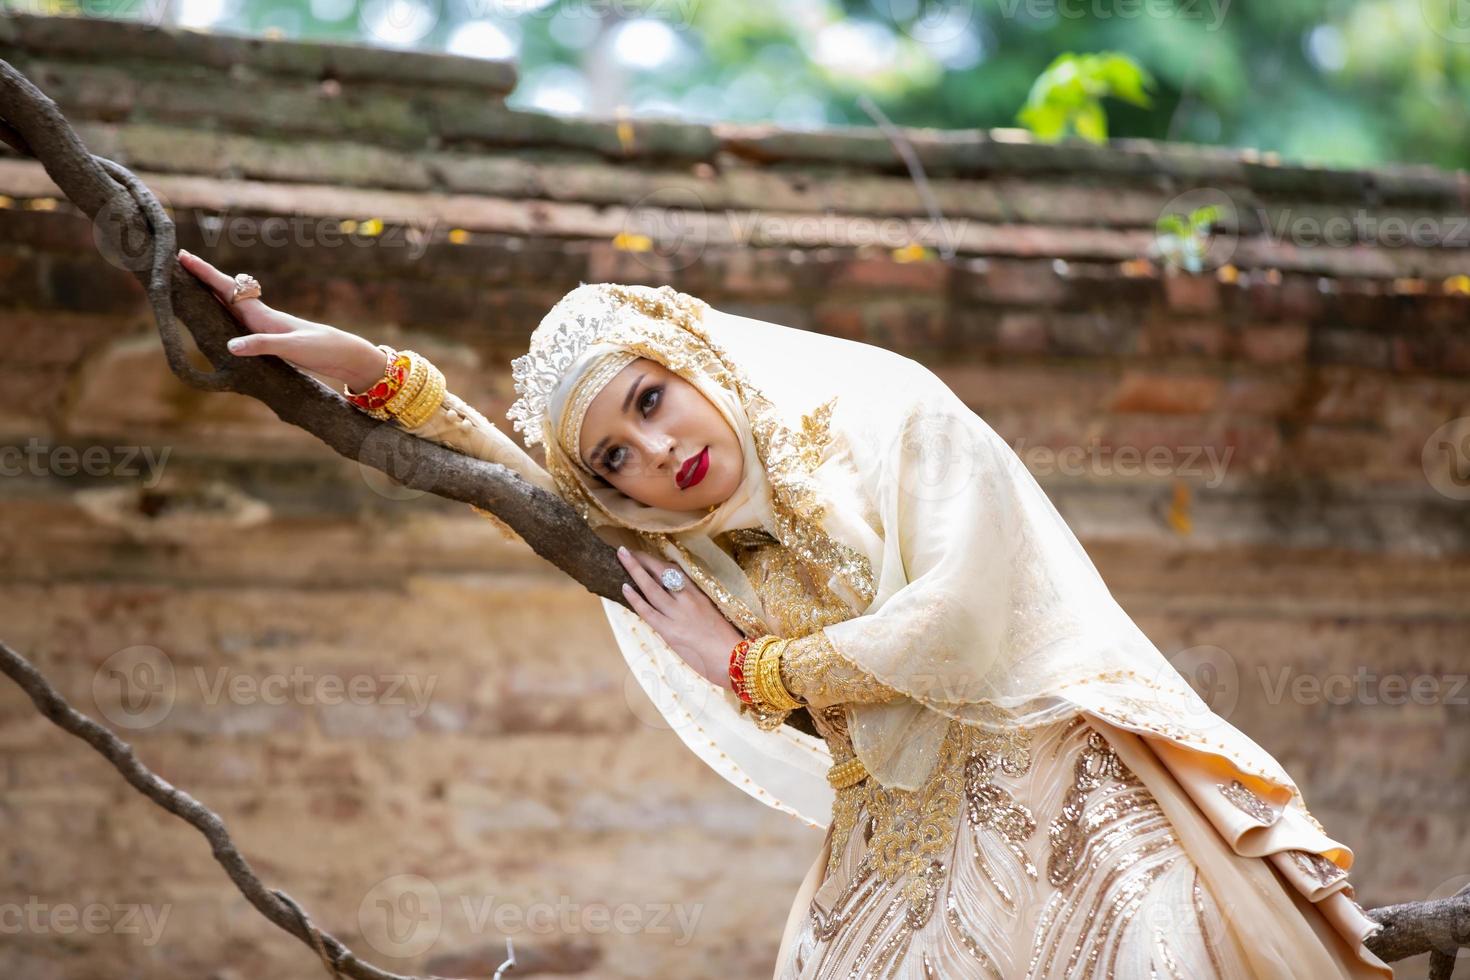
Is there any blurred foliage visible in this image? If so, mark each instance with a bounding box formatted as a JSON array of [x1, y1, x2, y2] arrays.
[[1153, 204, 1222, 273], [1015, 51, 1155, 142], [6, 0, 1470, 171]]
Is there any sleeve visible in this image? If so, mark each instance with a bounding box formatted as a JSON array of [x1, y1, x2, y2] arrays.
[[817, 384, 1027, 707], [778, 629, 907, 709], [396, 388, 558, 498]]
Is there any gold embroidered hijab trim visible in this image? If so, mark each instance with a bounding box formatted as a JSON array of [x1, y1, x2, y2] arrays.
[[519, 282, 875, 612]]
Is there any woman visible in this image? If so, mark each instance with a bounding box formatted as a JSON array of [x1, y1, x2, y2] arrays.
[[180, 250, 1393, 979]]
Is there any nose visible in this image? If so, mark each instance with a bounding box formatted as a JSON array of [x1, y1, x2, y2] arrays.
[[635, 430, 677, 469]]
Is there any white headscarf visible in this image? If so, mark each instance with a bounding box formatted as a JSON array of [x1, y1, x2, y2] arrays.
[[541, 342, 776, 541], [498, 282, 1306, 832]]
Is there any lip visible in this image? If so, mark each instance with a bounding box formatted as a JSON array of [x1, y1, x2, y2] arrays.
[[677, 446, 709, 490]]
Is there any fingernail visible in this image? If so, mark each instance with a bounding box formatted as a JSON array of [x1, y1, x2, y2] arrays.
[[617, 546, 628, 558], [227, 338, 243, 352], [178, 249, 190, 258]]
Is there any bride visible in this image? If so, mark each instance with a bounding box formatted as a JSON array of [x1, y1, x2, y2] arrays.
[[180, 249, 1394, 979]]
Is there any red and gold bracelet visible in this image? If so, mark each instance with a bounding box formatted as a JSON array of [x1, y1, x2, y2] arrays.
[[751, 636, 802, 711], [343, 345, 446, 427], [728, 637, 755, 704], [344, 344, 409, 419], [729, 634, 802, 711]]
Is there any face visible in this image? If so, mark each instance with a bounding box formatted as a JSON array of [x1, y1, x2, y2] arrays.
[[576, 357, 744, 513]]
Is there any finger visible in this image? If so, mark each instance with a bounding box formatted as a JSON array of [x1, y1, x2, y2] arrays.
[[629, 549, 691, 605], [618, 547, 675, 615], [176, 250, 276, 327], [225, 332, 285, 358], [620, 581, 662, 623]]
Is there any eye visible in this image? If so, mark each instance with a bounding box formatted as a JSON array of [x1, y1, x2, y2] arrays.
[[603, 385, 663, 475]]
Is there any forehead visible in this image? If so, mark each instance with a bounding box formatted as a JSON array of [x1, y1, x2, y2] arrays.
[[578, 357, 667, 454]]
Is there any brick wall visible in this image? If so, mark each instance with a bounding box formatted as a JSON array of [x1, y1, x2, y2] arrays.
[[1, 12, 1467, 979]]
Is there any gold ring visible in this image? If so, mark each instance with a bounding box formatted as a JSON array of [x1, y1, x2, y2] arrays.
[[229, 273, 262, 305]]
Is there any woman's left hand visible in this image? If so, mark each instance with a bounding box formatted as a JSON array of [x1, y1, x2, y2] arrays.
[[617, 546, 744, 689]]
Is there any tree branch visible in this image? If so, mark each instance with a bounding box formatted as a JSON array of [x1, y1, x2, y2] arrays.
[[0, 638, 474, 980], [0, 52, 1461, 980]]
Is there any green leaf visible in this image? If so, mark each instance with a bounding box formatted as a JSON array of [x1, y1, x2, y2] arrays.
[[1073, 101, 1108, 143]]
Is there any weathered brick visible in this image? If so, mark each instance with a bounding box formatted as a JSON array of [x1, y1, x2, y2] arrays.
[[1306, 368, 1388, 424], [1048, 311, 1140, 356], [1239, 321, 1310, 364], [864, 299, 948, 350], [1161, 270, 1221, 313], [1107, 371, 1222, 414], [1139, 316, 1230, 358], [1312, 328, 1392, 369], [829, 255, 949, 292], [1219, 373, 1304, 416], [974, 259, 1068, 306], [995, 311, 1049, 354]]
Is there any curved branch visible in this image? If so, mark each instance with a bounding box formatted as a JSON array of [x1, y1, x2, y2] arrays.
[[0, 55, 820, 738], [3, 50, 1462, 980], [1366, 885, 1470, 971], [0, 639, 466, 980], [0, 55, 627, 603]]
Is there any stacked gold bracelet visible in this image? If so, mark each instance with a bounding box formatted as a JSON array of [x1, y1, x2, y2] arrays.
[[743, 634, 803, 712], [343, 346, 446, 428], [826, 756, 869, 790]]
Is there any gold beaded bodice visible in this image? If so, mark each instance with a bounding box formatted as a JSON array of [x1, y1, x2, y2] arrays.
[[719, 530, 888, 757], [724, 531, 1020, 889]]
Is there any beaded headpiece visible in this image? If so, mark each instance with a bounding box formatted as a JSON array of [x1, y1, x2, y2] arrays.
[[506, 282, 713, 454], [506, 285, 619, 450]]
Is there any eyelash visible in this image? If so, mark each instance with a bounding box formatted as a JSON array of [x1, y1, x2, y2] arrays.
[[603, 385, 662, 474]]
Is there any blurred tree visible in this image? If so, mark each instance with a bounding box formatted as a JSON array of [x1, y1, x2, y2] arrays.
[[4, 0, 1466, 170]]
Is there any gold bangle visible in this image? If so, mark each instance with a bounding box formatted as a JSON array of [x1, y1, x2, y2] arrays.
[[741, 635, 776, 704], [826, 756, 868, 789], [394, 359, 445, 428], [382, 350, 429, 417], [343, 345, 402, 420], [753, 637, 802, 711]]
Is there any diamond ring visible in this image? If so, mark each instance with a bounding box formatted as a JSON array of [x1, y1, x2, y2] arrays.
[[660, 567, 686, 592]]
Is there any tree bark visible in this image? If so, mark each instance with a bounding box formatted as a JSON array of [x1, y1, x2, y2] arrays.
[[0, 55, 1463, 978]]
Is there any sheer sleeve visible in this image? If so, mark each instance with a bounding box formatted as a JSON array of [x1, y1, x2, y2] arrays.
[[398, 388, 557, 497], [778, 629, 906, 709]]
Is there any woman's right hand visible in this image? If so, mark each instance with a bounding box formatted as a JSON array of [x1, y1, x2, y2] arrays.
[[177, 248, 389, 390]]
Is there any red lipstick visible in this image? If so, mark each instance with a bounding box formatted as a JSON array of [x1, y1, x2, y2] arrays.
[[677, 447, 709, 489]]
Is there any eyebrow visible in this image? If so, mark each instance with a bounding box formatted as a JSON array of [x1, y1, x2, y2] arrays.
[[586, 372, 646, 471]]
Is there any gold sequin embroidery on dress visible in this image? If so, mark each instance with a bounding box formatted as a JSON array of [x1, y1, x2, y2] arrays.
[[733, 538, 1245, 979]]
